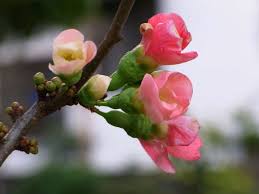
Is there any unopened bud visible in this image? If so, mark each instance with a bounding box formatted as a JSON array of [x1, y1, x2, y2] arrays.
[[11, 102, 20, 109], [51, 77, 62, 88], [2, 126, 9, 133], [33, 72, 46, 85], [19, 137, 29, 147], [29, 138, 38, 146], [18, 105, 24, 113], [66, 88, 76, 97], [0, 122, 3, 129], [29, 146, 38, 155], [79, 74, 111, 104], [5, 107, 13, 115], [0, 132, 5, 138], [37, 84, 45, 91], [45, 81, 56, 92]]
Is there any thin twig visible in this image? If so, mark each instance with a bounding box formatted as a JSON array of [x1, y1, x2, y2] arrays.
[[0, 0, 136, 167]]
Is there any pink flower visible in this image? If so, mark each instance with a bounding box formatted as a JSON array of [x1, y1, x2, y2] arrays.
[[139, 71, 193, 123], [138, 71, 202, 173], [140, 13, 198, 65], [49, 29, 97, 76]]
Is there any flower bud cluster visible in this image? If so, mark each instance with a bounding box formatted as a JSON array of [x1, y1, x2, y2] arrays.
[[5, 101, 25, 121], [33, 72, 69, 98], [18, 136, 38, 155], [0, 122, 9, 139]]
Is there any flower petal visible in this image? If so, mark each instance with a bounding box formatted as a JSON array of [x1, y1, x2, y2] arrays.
[[148, 13, 192, 50], [48, 63, 58, 75], [167, 136, 202, 161], [139, 74, 164, 123], [140, 140, 176, 173], [151, 71, 171, 89], [84, 41, 97, 64], [161, 72, 193, 118], [167, 116, 200, 146], [54, 29, 84, 45], [49, 60, 84, 75], [170, 14, 192, 49], [152, 72, 193, 119], [143, 21, 182, 64], [160, 51, 198, 65], [148, 13, 172, 27]]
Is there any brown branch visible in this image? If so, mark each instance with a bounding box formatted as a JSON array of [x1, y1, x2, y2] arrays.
[[0, 0, 136, 167]]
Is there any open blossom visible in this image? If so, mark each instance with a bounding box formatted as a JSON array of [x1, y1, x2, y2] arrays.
[[140, 13, 198, 65], [138, 71, 202, 173], [139, 71, 193, 123], [49, 29, 97, 76]]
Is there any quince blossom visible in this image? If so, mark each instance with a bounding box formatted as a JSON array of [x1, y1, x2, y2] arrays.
[[140, 13, 198, 65], [49, 29, 97, 76], [138, 72, 202, 173]]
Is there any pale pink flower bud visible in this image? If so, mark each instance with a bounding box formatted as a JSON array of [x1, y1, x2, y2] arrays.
[[81, 74, 111, 101], [49, 29, 97, 76]]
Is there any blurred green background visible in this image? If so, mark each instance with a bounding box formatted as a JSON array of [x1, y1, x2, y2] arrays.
[[0, 0, 259, 194]]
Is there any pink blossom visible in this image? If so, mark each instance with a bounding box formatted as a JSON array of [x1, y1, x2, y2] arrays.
[[140, 13, 198, 65], [49, 29, 97, 76], [138, 71, 201, 173], [139, 71, 193, 123]]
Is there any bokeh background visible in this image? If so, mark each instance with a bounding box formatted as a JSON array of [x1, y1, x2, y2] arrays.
[[0, 0, 259, 193]]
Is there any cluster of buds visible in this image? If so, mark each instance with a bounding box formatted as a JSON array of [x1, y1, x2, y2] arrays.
[[0, 122, 9, 139], [33, 72, 70, 98], [5, 101, 25, 121], [18, 136, 38, 155]]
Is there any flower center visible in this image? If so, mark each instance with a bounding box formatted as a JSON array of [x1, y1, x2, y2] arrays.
[[159, 86, 177, 104], [57, 42, 84, 61]]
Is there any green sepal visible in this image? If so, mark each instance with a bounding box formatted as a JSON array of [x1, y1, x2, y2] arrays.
[[97, 110, 155, 139], [77, 82, 96, 107], [108, 46, 154, 91], [59, 70, 82, 86], [98, 87, 143, 114]]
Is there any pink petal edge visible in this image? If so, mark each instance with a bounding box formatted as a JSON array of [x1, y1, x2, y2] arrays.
[[167, 116, 200, 146], [54, 29, 84, 45], [167, 136, 202, 161], [84, 41, 97, 64], [140, 140, 176, 173]]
